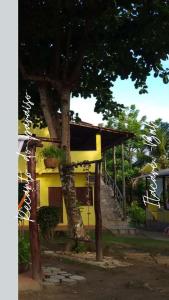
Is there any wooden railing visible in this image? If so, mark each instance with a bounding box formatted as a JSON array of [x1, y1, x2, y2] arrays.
[[103, 170, 124, 218]]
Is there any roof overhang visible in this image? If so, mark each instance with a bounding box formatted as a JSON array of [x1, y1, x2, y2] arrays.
[[70, 122, 134, 151], [19, 121, 135, 152]]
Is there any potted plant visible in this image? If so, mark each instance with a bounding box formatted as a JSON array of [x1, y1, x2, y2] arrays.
[[41, 145, 66, 169], [18, 236, 30, 273]]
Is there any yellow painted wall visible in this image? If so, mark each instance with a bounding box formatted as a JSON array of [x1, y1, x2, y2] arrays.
[[18, 173, 95, 227], [18, 121, 101, 174], [38, 173, 95, 226], [18, 121, 99, 228]]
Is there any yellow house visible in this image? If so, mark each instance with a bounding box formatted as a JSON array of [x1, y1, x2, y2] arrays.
[[18, 120, 133, 229]]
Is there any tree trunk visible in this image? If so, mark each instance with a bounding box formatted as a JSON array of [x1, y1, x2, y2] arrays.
[[60, 165, 86, 239], [59, 89, 86, 239], [39, 84, 61, 142], [39, 85, 86, 239], [60, 89, 71, 161]]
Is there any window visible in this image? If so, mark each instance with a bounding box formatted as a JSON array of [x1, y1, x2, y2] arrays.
[[48, 187, 63, 222]]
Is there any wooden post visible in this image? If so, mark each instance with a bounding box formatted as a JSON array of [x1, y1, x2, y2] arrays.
[[112, 146, 116, 184], [163, 176, 166, 209], [94, 161, 103, 261], [27, 143, 42, 280], [121, 143, 126, 220], [102, 152, 106, 180], [112, 146, 116, 196]]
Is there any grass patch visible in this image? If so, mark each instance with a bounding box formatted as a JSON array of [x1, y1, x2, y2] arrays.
[[20, 229, 169, 255], [89, 230, 169, 254]]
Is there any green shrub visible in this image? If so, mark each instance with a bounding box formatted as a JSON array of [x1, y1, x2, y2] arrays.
[[72, 241, 88, 253], [18, 236, 30, 265], [128, 202, 146, 226], [37, 206, 60, 239]]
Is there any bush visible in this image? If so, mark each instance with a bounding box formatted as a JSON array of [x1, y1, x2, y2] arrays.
[[128, 202, 146, 226], [37, 206, 60, 239], [18, 235, 30, 265], [72, 241, 88, 253]]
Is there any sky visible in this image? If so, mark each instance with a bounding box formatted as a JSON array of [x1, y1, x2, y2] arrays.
[[71, 62, 169, 125]]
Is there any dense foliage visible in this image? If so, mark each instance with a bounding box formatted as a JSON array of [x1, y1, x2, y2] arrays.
[[37, 206, 60, 239], [105, 105, 169, 205], [18, 235, 30, 265], [19, 0, 169, 124], [128, 202, 146, 226]]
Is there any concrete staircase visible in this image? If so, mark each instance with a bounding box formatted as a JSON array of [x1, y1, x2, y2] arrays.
[[100, 175, 137, 235]]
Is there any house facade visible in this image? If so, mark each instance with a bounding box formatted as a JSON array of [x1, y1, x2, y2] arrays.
[[18, 120, 133, 229]]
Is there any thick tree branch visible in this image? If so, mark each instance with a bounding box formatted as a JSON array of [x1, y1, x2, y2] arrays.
[[38, 83, 61, 141], [19, 61, 62, 91]]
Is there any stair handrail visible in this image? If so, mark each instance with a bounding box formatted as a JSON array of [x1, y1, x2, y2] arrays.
[[103, 170, 124, 213]]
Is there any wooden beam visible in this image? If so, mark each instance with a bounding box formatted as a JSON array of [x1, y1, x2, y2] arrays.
[[27, 144, 42, 280], [35, 136, 61, 144], [19, 134, 61, 144], [121, 143, 126, 220], [94, 161, 103, 261]]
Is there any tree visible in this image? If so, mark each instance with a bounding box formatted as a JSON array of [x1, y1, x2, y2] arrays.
[[105, 105, 150, 204], [151, 119, 169, 168], [106, 108, 169, 205], [19, 1, 169, 238], [142, 119, 169, 170]]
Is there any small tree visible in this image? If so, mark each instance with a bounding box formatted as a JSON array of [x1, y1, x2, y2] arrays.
[[105, 105, 150, 203]]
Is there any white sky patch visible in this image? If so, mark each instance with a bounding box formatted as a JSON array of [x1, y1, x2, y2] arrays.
[[137, 102, 169, 122], [71, 94, 169, 125], [71, 96, 104, 125]]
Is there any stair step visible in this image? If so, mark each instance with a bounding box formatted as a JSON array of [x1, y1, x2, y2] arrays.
[[100, 176, 129, 232]]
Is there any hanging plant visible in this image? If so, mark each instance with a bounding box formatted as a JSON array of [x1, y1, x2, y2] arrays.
[[41, 145, 66, 169]]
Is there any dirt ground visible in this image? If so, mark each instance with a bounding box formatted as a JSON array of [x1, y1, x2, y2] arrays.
[[19, 253, 169, 300]]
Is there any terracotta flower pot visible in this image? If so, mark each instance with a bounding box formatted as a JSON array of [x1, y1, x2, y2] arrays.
[[44, 158, 59, 169]]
